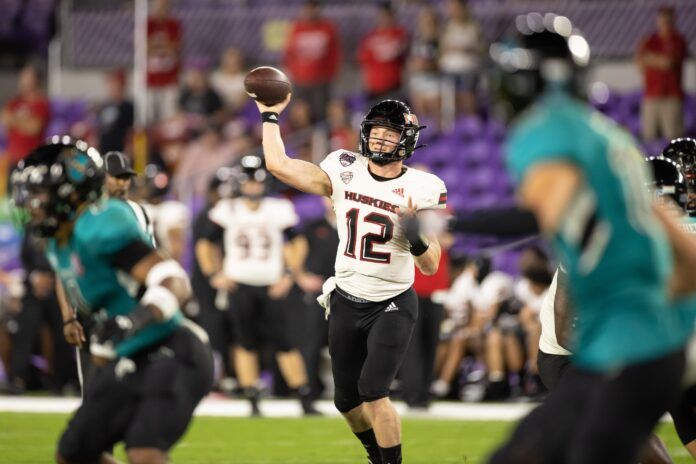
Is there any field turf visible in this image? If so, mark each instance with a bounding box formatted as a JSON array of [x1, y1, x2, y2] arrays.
[[0, 413, 691, 463]]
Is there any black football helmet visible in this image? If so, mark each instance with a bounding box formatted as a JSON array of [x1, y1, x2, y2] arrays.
[[359, 100, 424, 165], [662, 138, 696, 215], [10, 136, 104, 237], [489, 13, 590, 121], [646, 156, 688, 212], [235, 155, 269, 200]]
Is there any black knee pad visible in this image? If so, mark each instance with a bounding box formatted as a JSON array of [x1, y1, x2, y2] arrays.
[[333, 386, 362, 413]]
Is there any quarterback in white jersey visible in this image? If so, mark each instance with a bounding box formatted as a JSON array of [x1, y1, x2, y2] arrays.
[[256, 95, 446, 464], [320, 149, 446, 301]]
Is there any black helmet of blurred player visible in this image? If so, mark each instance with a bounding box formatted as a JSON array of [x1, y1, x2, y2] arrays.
[[662, 137, 696, 215], [236, 155, 268, 201], [10, 136, 104, 237], [489, 13, 591, 121], [359, 99, 424, 165], [646, 156, 688, 213]]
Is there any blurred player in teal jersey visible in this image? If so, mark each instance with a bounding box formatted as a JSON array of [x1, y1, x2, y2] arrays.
[[10, 138, 213, 464], [487, 13, 696, 464]]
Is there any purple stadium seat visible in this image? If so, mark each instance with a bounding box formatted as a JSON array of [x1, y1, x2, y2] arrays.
[[292, 194, 325, 223], [454, 116, 484, 141], [484, 119, 506, 142]]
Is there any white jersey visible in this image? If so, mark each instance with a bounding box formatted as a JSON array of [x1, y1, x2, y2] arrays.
[[209, 197, 298, 286], [319, 150, 447, 301], [539, 269, 572, 356], [148, 200, 190, 256], [514, 278, 548, 314]]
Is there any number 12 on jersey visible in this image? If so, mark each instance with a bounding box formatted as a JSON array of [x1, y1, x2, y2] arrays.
[[344, 208, 394, 264]]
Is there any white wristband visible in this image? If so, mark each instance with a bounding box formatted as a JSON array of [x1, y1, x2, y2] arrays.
[[141, 285, 179, 320], [145, 259, 190, 288]]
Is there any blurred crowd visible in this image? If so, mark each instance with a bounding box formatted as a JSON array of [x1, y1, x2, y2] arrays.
[[0, 0, 691, 406], [0, 172, 556, 407]]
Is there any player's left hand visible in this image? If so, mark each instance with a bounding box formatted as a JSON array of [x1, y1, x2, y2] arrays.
[[398, 197, 421, 244], [268, 275, 293, 300]]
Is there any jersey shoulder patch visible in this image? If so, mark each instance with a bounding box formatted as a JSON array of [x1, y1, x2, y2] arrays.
[[320, 150, 364, 190], [75, 199, 149, 257]]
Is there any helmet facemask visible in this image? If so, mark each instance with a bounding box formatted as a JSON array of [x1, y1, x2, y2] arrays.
[[238, 155, 269, 201], [359, 100, 424, 165]]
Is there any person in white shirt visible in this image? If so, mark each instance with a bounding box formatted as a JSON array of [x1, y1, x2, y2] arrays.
[[196, 155, 317, 416]]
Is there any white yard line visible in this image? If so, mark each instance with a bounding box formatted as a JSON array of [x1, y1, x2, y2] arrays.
[[0, 395, 673, 422], [0, 395, 535, 420]]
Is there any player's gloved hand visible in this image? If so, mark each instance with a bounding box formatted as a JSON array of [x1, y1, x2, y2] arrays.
[[398, 197, 429, 256], [90, 305, 156, 359]]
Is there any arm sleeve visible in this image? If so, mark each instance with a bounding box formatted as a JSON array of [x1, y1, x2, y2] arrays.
[[417, 174, 448, 210], [278, 199, 299, 230], [110, 240, 155, 273], [451, 206, 540, 236], [199, 215, 224, 243]]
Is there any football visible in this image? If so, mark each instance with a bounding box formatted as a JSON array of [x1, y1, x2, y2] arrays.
[[244, 66, 292, 106]]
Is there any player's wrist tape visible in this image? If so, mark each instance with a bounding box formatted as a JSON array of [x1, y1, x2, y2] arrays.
[[140, 285, 179, 321], [63, 316, 78, 326], [262, 112, 279, 124], [409, 235, 430, 256]]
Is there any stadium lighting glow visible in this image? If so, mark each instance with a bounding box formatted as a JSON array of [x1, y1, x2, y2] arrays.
[[553, 16, 573, 37], [590, 82, 610, 105], [526, 12, 545, 33], [568, 34, 591, 66]]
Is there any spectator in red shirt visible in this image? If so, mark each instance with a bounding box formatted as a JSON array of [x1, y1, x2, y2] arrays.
[[147, 0, 182, 123], [1, 65, 50, 167], [636, 6, 688, 141], [284, 0, 341, 122], [357, 2, 409, 103]]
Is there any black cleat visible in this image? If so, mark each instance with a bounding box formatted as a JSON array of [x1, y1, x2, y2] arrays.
[[300, 397, 322, 416], [250, 399, 262, 417], [244, 387, 262, 417]]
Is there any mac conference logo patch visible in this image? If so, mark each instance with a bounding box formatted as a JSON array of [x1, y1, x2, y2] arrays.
[[339, 152, 356, 167], [340, 172, 353, 184]]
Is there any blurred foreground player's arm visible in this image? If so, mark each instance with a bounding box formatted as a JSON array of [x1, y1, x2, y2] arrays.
[[89, 204, 191, 363], [257, 95, 332, 197], [450, 206, 540, 236], [517, 162, 582, 234]]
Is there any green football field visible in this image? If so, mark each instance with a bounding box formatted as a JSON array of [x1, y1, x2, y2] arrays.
[[0, 413, 691, 463]]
